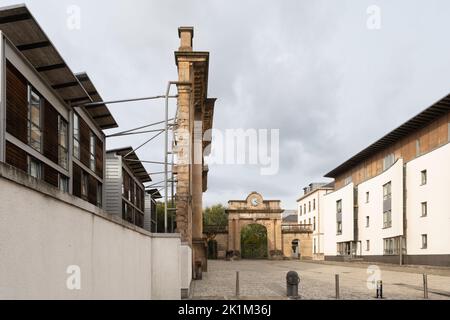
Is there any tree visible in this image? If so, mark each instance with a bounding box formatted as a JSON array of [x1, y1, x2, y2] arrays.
[[203, 204, 227, 227]]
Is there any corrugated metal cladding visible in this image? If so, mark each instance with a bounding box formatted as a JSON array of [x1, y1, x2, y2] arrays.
[[105, 154, 122, 216]]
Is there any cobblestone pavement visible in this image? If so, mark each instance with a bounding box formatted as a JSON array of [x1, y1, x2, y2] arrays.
[[190, 260, 450, 300]]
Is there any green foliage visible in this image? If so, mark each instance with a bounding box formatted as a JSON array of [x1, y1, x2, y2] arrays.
[[241, 224, 268, 259], [203, 204, 228, 227], [155, 201, 176, 232]]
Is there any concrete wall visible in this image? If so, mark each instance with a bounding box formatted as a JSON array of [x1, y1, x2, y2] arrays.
[[406, 143, 450, 255], [0, 164, 181, 299], [180, 244, 192, 298], [357, 159, 404, 256]]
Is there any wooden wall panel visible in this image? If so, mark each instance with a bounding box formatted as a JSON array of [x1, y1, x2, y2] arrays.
[[72, 163, 82, 198], [6, 61, 28, 144], [5, 141, 27, 173], [43, 164, 59, 188], [88, 175, 97, 206], [95, 138, 103, 178], [334, 112, 450, 188], [43, 100, 58, 164], [79, 117, 90, 168]]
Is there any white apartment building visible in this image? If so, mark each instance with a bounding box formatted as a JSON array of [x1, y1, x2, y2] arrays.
[[297, 182, 334, 260], [322, 93, 450, 266]]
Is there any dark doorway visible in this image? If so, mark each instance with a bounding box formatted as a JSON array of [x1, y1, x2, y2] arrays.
[[240, 224, 268, 259], [207, 240, 218, 259]]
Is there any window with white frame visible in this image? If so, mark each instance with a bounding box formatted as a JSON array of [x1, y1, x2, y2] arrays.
[[366, 240, 370, 251], [383, 153, 395, 171], [366, 216, 370, 228], [28, 86, 42, 152], [366, 191, 370, 203], [421, 170, 427, 185], [383, 210, 392, 229], [421, 202, 427, 217], [383, 237, 399, 255], [383, 182, 391, 201], [336, 200, 342, 235], [421, 234, 427, 249]]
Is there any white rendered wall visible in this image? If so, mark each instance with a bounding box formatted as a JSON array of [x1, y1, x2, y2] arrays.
[[323, 183, 354, 256], [357, 159, 404, 256], [0, 169, 181, 300], [180, 244, 192, 294], [406, 143, 450, 255]]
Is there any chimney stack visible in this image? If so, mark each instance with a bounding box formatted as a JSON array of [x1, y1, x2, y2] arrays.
[[178, 26, 194, 51]]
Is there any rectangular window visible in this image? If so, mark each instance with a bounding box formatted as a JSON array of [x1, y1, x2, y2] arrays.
[[28, 86, 42, 152], [97, 183, 102, 208], [366, 191, 370, 203], [383, 237, 399, 255], [366, 240, 370, 251], [81, 171, 88, 198], [416, 139, 421, 157], [59, 174, 69, 193], [304, 204, 306, 214], [344, 176, 352, 186], [308, 201, 311, 212], [299, 206, 302, 216], [73, 113, 80, 160], [89, 132, 96, 172], [383, 210, 392, 228], [313, 239, 317, 254], [336, 200, 342, 235], [28, 156, 41, 179], [313, 199, 316, 210], [58, 116, 69, 169], [383, 182, 392, 201], [383, 153, 395, 171], [421, 234, 427, 249], [366, 216, 370, 228], [421, 170, 427, 185], [421, 202, 427, 217], [313, 217, 316, 231]]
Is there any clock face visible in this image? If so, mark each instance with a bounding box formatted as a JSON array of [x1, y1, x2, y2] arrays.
[[251, 197, 259, 206]]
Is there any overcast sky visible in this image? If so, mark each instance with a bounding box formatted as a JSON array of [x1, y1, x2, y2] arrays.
[[2, 0, 450, 209]]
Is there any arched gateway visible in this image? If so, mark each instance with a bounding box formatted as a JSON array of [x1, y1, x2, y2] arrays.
[[226, 192, 284, 259]]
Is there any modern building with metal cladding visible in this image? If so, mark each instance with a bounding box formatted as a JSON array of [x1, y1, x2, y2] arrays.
[[0, 4, 117, 208], [322, 93, 450, 266], [105, 147, 151, 228]]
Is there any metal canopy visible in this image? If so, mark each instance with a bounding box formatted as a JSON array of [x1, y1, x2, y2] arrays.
[[325, 94, 450, 178], [0, 4, 118, 130], [75, 73, 118, 129], [107, 147, 152, 183], [146, 189, 162, 199]]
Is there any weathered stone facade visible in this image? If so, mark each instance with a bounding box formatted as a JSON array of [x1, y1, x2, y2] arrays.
[[223, 192, 313, 260], [174, 27, 216, 275]]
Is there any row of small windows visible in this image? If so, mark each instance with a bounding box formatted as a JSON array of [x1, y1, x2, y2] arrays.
[[27, 85, 69, 170], [299, 199, 316, 215], [73, 113, 97, 172]]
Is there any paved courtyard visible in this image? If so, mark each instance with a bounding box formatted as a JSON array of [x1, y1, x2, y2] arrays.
[[190, 260, 450, 300]]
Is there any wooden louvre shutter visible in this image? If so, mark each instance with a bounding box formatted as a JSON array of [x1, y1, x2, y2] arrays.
[[95, 138, 103, 178], [43, 100, 58, 163], [72, 163, 82, 198], [79, 118, 90, 168], [43, 164, 59, 188], [6, 61, 28, 144], [5, 141, 28, 172]]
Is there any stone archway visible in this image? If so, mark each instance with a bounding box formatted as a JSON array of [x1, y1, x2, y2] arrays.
[[240, 224, 268, 259], [226, 192, 283, 259]]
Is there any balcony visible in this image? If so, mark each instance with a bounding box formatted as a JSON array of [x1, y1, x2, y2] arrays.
[[281, 224, 313, 234]]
